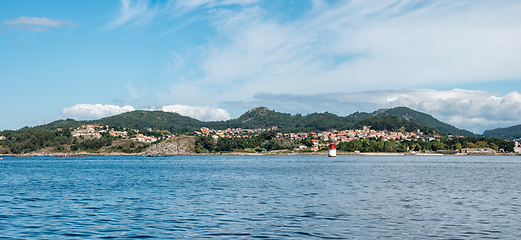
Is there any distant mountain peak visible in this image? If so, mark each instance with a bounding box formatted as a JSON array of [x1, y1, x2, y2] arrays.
[[372, 108, 389, 116], [247, 106, 271, 114], [238, 107, 274, 123]]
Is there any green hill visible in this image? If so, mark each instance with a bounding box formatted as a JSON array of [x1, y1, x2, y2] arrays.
[[208, 107, 296, 130], [33, 111, 204, 133], [215, 107, 358, 132], [483, 125, 521, 140], [95, 111, 202, 133]]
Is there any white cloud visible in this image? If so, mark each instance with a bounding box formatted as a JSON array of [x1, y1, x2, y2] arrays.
[[231, 89, 521, 134], [62, 104, 135, 120], [2, 16, 80, 32], [161, 104, 231, 121]]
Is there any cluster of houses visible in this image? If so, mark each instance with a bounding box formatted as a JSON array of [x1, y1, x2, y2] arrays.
[[69, 125, 160, 143], [135, 134, 159, 143], [60, 125, 521, 153], [70, 125, 105, 139], [273, 126, 438, 142], [193, 126, 446, 151], [5, 124, 519, 153], [197, 126, 437, 141], [194, 126, 278, 138]]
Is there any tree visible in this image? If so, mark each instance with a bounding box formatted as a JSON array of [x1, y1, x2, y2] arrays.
[[194, 143, 206, 153], [454, 142, 463, 150], [431, 140, 445, 151], [476, 141, 489, 148], [396, 143, 407, 152], [414, 145, 421, 151], [300, 138, 313, 147], [489, 142, 499, 151]]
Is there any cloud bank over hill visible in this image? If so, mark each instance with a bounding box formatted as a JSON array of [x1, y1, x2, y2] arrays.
[[62, 104, 136, 120], [62, 89, 520, 133], [161, 105, 231, 121], [61, 104, 231, 122], [230, 89, 521, 133]]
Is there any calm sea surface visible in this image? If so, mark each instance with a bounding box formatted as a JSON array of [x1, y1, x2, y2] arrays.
[[1, 155, 520, 239]]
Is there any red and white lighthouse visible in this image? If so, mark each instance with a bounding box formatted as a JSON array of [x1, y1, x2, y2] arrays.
[[328, 143, 336, 157]]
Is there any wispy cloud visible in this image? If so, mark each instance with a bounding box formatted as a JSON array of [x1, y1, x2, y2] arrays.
[[165, 51, 185, 74], [62, 104, 135, 120], [196, 0, 521, 91], [175, 0, 262, 8], [106, 0, 262, 29], [2, 16, 80, 32], [230, 89, 521, 133], [126, 81, 149, 101], [105, 0, 160, 29]]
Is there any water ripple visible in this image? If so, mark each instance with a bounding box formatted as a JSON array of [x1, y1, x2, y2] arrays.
[[1, 155, 521, 238]]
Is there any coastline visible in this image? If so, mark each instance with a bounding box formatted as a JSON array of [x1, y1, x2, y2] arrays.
[[1, 151, 519, 157]]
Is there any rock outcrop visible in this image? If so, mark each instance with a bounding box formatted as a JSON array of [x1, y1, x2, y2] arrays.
[[142, 135, 195, 156], [463, 148, 497, 155]]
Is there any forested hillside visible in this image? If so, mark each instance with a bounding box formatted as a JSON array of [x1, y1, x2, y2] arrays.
[[483, 125, 521, 140], [0, 128, 73, 154], [353, 116, 436, 134], [371, 107, 475, 136], [212, 107, 358, 133]]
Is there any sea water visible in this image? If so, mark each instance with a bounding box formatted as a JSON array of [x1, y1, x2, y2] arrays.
[[1, 155, 520, 239]]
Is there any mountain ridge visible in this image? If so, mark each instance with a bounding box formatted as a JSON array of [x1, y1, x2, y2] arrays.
[[30, 106, 480, 137]]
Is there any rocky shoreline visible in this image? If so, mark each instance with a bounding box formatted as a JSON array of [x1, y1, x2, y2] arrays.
[[1, 135, 518, 158]]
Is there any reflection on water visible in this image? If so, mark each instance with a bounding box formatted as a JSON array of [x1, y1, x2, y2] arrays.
[[1, 155, 520, 239]]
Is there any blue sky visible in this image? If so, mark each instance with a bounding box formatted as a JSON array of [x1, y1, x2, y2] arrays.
[[1, 0, 521, 133]]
